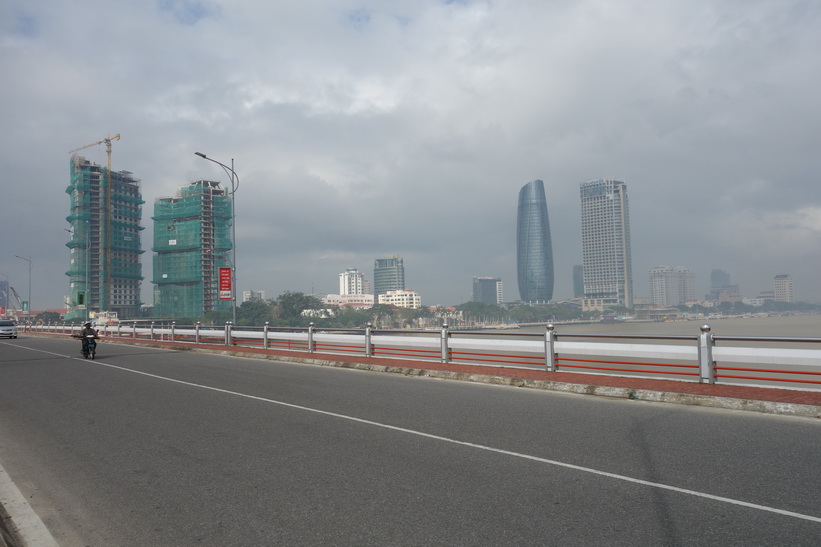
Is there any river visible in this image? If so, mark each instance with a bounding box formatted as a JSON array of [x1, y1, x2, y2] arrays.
[[512, 314, 821, 338]]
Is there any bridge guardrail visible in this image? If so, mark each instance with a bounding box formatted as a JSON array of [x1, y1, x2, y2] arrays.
[[24, 322, 821, 391]]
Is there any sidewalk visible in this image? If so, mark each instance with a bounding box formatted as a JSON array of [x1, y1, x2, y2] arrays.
[[114, 337, 821, 419]]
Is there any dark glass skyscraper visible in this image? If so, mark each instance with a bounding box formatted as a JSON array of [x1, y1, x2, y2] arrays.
[[517, 180, 554, 303], [373, 255, 405, 296]]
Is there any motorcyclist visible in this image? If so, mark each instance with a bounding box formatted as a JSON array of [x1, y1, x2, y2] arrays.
[[77, 322, 99, 354]]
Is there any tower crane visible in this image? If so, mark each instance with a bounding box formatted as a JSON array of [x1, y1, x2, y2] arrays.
[[68, 133, 121, 313]]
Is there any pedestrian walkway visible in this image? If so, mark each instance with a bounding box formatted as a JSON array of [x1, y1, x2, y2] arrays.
[[123, 338, 821, 418]]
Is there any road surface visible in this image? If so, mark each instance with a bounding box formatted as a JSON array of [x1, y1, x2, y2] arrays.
[[1, 336, 819, 545]]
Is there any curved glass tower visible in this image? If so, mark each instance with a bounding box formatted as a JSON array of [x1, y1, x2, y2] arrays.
[[517, 180, 554, 303]]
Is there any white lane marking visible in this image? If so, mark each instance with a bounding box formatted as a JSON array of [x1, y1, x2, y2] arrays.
[[11, 344, 821, 524]]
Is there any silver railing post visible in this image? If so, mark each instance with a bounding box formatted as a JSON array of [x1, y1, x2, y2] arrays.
[[365, 322, 373, 357], [196, 322, 201, 344], [308, 322, 315, 353], [225, 322, 232, 346], [440, 323, 450, 363], [150, 321, 155, 341], [263, 322, 269, 349], [117, 322, 122, 337], [545, 323, 557, 372], [170, 321, 176, 343], [132, 322, 137, 339], [698, 324, 715, 384]]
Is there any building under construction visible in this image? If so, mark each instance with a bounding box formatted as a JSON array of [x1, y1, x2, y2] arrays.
[[152, 180, 233, 319], [65, 155, 145, 321]]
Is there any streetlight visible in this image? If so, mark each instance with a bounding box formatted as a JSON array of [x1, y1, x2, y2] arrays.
[[194, 152, 240, 324], [14, 255, 32, 317], [66, 228, 90, 322]]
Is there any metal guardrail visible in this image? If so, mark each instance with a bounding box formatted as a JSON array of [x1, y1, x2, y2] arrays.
[[25, 322, 821, 390]]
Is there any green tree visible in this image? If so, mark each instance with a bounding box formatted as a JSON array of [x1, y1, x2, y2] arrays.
[[37, 311, 62, 324], [237, 300, 274, 326], [272, 291, 324, 327]]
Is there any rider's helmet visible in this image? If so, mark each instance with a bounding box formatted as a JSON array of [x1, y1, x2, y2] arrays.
[[84, 322, 92, 327]]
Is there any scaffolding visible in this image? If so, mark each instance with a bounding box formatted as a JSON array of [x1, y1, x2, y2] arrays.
[[65, 156, 144, 321], [152, 180, 233, 319]]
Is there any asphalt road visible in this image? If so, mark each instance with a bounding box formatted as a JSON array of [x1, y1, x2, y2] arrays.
[[1, 336, 819, 546]]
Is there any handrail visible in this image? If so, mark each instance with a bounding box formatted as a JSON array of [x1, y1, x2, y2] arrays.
[[22, 322, 821, 391]]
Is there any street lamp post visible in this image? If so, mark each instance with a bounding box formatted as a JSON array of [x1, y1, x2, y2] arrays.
[[14, 255, 32, 318], [194, 152, 240, 325]]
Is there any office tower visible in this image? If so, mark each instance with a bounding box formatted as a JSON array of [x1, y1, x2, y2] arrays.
[[516, 180, 554, 303], [374, 255, 405, 296], [773, 274, 795, 303], [472, 276, 503, 305], [580, 178, 633, 310], [65, 155, 144, 320], [707, 269, 740, 302], [573, 265, 584, 298], [340, 268, 370, 295], [152, 180, 233, 318], [649, 265, 695, 307]]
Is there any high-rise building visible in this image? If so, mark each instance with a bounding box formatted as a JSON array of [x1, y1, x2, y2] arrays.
[[580, 178, 633, 310], [374, 256, 405, 296], [516, 180, 554, 303], [340, 268, 370, 295], [152, 180, 233, 318], [65, 155, 144, 320], [706, 268, 740, 302], [773, 274, 795, 303], [649, 265, 695, 307], [573, 265, 584, 298], [0, 280, 9, 311], [472, 277, 503, 305]]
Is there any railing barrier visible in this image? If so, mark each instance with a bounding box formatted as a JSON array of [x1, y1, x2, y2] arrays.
[[545, 324, 556, 372], [365, 323, 374, 357], [440, 323, 450, 363], [699, 324, 715, 384], [20, 322, 821, 391]]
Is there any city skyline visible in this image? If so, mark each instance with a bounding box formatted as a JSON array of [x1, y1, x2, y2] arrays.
[[2, 1, 819, 309]]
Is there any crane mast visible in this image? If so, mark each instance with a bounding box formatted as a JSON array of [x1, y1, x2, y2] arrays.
[[68, 133, 121, 313]]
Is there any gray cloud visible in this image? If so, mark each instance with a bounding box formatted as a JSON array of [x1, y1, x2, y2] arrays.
[[1, 0, 819, 312]]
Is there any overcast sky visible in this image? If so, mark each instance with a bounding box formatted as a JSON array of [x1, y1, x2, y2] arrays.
[[2, 0, 820, 311]]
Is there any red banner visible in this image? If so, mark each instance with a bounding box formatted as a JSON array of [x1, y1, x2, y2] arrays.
[[219, 267, 232, 300]]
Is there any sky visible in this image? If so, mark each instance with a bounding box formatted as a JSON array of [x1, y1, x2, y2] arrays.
[[1, 0, 820, 311]]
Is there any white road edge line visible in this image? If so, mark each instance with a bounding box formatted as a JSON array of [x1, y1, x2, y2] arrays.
[[11, 344, 821, 525], [0, 466, 59, 546]]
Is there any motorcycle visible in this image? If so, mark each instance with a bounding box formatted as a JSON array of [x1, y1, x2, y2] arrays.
[[82, 334, 98, 359]]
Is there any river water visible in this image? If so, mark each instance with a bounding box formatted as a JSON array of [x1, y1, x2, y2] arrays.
[[515, 314, 821, 339]]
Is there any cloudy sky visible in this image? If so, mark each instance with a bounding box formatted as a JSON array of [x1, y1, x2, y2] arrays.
[[2, 0, 820, 311]]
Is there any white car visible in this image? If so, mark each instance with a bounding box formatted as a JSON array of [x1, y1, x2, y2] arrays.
[[0, 319, 18, 338]]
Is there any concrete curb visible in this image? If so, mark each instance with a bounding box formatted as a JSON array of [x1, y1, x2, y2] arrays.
[[0, 467, 58, 547], [191, 346, 821, 419], [22, 333, 821, 419]]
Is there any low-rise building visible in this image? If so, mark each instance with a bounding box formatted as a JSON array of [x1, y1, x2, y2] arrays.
[[378, 289, 421, 309]]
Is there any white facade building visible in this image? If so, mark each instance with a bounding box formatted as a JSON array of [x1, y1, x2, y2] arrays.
[[377, 289, 422, 309], [241, 290, 266, 303], [773, 274, 795, 303], [322, 293, 375, 308], [649, 266, 695, 307], [339, 268, 371, 296], [580, 179, 633, 310]]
